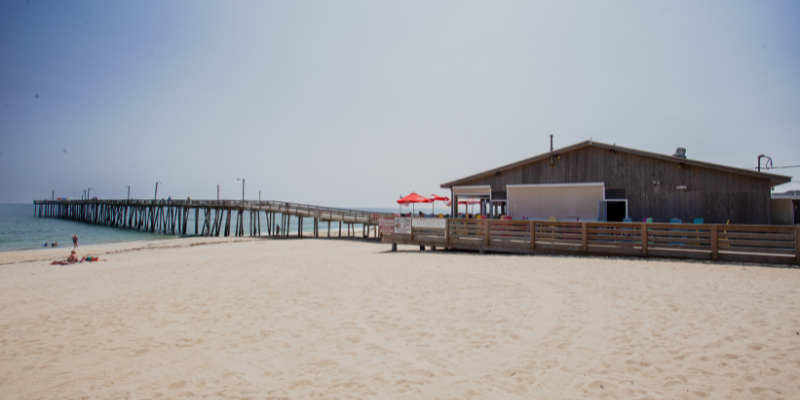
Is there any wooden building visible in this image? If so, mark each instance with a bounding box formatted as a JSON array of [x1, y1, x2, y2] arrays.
[[441, 141, 791, 224]]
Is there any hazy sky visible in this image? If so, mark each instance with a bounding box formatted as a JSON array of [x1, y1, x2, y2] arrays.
[[1, 1, 798, 206]]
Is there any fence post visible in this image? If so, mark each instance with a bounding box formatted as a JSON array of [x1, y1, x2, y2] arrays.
[[796, 226, 800, 266], [581, 222, 588, 253], [485, 220, 490, 247], [445, 219, 450, 247], [711, 225, 718, 261], [641, 223, 648, 256], [530, 221, 536, 251]]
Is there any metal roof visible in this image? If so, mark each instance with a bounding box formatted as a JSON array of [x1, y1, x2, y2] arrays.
[[440, 140, 793, 188]]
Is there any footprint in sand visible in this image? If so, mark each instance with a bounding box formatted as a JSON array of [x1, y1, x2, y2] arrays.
[[169, 380, 186, 390]]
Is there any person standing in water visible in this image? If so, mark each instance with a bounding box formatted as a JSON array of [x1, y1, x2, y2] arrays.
[[72, 234, 78, 249]]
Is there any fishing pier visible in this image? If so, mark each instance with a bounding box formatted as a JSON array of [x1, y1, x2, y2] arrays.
[[33, 199, 388, 239]]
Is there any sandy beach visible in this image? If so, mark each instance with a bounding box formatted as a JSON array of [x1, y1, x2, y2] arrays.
[[1, 238, 799, 399]]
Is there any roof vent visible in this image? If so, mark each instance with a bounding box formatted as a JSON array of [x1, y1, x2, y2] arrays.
[[673, 147, 686, 158]]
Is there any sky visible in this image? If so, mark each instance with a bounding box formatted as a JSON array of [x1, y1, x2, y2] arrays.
[[1, 0, 798, 206]]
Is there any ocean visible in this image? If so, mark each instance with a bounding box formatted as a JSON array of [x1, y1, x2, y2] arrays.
[[0, 204, 422, 252]]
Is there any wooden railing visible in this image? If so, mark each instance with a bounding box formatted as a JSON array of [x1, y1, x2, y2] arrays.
[[381, 219, 800, 266]]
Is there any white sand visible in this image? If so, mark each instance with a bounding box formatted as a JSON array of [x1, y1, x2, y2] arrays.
[[1, 238, 799, 399]]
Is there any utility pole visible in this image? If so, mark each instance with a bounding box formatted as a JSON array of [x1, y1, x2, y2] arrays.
[[154, 182, 163, 200], [757, 154, 772, 172], [52, 190, 54, 200], [125, 185, 130, 201], [217, 184, 219, 201], [237, 178, 245, 205]]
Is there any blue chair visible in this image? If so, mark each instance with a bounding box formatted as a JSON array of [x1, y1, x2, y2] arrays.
[[669, 218, 683, 245], [690, 218, 704, 245]]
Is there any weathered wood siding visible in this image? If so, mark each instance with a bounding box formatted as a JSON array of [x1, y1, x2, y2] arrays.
[[452, 147, 771, 224]]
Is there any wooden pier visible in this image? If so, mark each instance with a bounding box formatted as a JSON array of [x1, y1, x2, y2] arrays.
[[381, 218, 800, 266], [32, 199, 388, 239]]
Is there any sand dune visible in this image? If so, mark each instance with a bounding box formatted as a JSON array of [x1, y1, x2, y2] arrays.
[[1, 238, 798, 399]]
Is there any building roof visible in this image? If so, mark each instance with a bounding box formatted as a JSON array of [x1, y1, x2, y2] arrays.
[[773, 190, 800, 199], [440, 140, 793, 188]]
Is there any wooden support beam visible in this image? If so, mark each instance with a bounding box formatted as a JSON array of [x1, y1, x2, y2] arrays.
[[445, 219, 450, 246], [581, 222, 588, 253], [710, 224, 718, 261], [530, 221, 536, 250], [796, 226, 800, 266], [485, 220, 490, 247], [642, 223, 648, 256]]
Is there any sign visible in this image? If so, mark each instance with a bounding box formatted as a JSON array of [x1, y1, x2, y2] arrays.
[[412, 218, 446, 229], [395, 217, 411, 234], [379, 217, 395, 233]]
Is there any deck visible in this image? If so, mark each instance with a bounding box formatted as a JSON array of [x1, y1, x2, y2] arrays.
[[381, 218, 800, 266]]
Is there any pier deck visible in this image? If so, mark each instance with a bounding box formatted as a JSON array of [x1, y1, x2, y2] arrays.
[[33, 199, 389, 239]]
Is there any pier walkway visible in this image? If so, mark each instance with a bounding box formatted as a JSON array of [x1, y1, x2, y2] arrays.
[[33, 199, 390, 239]]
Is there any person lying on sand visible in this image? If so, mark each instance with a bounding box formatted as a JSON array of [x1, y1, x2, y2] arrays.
[[51, 250, 79, 265], [80, 255, 105, 262]]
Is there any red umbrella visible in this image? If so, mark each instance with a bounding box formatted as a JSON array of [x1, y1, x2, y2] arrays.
[[445, 198, 480, 215], [428, 194, 450, 215], [397, 192, 431, 214]]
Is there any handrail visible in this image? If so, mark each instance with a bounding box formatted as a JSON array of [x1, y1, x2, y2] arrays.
[[379, 217, 800, 266]]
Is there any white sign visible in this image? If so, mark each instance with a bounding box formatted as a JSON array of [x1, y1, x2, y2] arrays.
[[379, 217, 395, 233], [395, 217, 411, 234], [411, 218, 446, 229]]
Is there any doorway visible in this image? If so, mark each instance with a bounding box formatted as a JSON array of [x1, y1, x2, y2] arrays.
[[606, 201, 627, 222]]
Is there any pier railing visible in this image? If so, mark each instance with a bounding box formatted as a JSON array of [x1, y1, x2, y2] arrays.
[[381, 219, 800, 266]]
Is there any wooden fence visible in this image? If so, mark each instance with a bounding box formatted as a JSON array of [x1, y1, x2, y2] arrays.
[[382, 219, 800, 266]]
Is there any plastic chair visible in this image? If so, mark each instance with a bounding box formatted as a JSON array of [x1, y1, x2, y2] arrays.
[[690, 218, 704, 245], [548, 216, 557, 221], [623, 218, 633, 223], [720, 219, 730, 248], [668, 218, 683, 244]]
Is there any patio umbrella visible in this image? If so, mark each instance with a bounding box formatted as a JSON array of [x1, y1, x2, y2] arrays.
[[428, 194, 450, 215], [446, 198, 480, 215], [397, 192, 431, 215]]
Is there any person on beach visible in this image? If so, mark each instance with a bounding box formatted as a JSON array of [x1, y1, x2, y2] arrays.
[[276, 225, 280, 236], [72, 234, 78, 248], [51, 250, 80, 265]]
